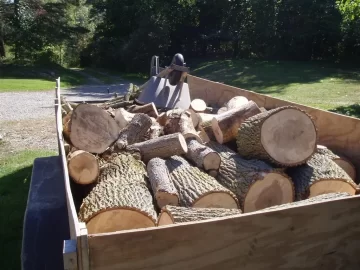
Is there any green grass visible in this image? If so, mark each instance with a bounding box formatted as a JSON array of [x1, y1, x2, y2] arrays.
[[0, 63, 87, 92], [190, 59, 360, 115], [0, 150, 57, 270]]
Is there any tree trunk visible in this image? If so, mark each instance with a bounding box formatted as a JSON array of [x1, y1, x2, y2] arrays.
[[78, 153, 157, 234], [127, 133, 188, 163], [212, 100, 261, 144], [147, 158, 179, 208], [185, 138, 221, 171], [165, 155, 239, 209], [207, 141, 294, 212], [286, 152, 357, 201], [0, 35, 5, 58], [158, 205, 242, 226], [67, 150, 99, 185], [236, 106, 318, 167]]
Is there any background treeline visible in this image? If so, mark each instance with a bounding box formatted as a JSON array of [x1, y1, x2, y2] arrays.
[[1, 0, 359, 72]]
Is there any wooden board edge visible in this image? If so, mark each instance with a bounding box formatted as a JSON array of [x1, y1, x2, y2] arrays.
[[55, 79, 81, 239], [77, 222, 90, 270], [63, 240, 77, 270]]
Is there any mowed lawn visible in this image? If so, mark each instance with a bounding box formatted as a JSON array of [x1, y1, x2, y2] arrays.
[[191, 59, 360, 114]]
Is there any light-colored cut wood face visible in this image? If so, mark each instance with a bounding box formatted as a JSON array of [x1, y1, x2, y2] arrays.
[[261, 109, 317, 164], [334, 159, 356, 181], [157, 212, 173, 226], [203, 152, 221, 171], [193, 192, 238, 209], [156, 193, 179, 209], [244, 173, 294, 213], [310, 180, 356, 198], [68, 151, 98, 184], [86, 209, 156, 234]]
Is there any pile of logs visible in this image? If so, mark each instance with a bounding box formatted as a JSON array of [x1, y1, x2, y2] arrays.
[[61, 92, 358, 234]]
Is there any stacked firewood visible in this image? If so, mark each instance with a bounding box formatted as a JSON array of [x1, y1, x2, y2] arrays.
[[61, 92, 358, 234]]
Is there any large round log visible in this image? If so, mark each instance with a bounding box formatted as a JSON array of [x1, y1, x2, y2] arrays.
[[78, 153, 157, 234], [212, 101, 261, 144], [67, 104, 119, 153], [165, 155, 239, 209], [68, 150, 99, 185], [185, 138, 221, 171], [236, 106, 318, 167], [158, 205, 242, 226], [286, 152, 357, 201], [147, 158, 179, 208], [207, 141, 294, 212]]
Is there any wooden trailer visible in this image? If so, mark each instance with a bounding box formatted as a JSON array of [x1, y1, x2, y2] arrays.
[[57, 75, 360, 270]]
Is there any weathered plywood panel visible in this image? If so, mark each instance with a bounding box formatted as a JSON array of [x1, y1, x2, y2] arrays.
[[88, 195, 360, 270], [187, 75, 360, 183]]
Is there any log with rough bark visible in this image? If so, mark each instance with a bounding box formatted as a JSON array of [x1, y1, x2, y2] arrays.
[[147, 158, 179, 208], [207, 141, 294, 212], [164, 111, 202, 142], [185, 138, 221, 171], [127, 133, 188, 163], [316, 145, 356, 180], [224, 96, 249, 110], [157, 205, 242, 226], [64, 104, 119, 154], [115, 113, 153, 150], [165, 155, 239, 209], [127, 102, 159, 118], [68, 150, 99, 185], [286, 152, 357, 201], [114, 108, 135, 129], [236, 106, 318, 167], [212, 100, 262, 144], [78, 153, 157, 234], [144, 120, 163, 140], [190, 99, 207, 112]]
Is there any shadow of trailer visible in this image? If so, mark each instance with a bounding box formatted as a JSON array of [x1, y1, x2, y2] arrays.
[[23, 68, 360, 270]]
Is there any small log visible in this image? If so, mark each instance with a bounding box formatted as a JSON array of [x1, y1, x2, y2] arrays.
[[144, 121, 163, 140], [197, 113, 215, 126], [114, 108, 135, 129], [66, 104, 119, 154], [225, 96, 249, 110], [190, 99, 207, 112], [186, 109, 200, 129], [212, 100, 261, 144], [286, 152, 357, 201], [68, 150, 99, 185], [109, 100, 133, 109], [217, 107, 228, 114], [236, 106, 318, 167], [127, 133, 188, 163], [316, 145, 356, 180], [207, 141, 294, 212], [157, 112, 167, 126], [158, 205, 242, 226], [165, 155, 239, 209], [164, 111, 202, 142], [147, 158, 179, 208], [197, 128, 210, 143], [127, 102, 159, 118], [115, 113, 153, 150], [185, 138, 221, 171], [78, 153, 157, 234]]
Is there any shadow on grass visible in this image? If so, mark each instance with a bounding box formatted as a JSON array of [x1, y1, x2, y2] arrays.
[[0, 165, 32, 270], [329, 104, 360, 118]]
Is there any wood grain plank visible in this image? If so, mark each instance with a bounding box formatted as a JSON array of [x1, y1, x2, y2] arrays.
[[77, 223, 90, 270], [88, 194, 360, 270]]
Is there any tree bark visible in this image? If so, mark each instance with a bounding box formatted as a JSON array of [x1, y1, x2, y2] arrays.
[[185, 138, 221, 171], [147, 158, 179, 208], [236, 106, 318, 167], [212, 100, 261, 144]]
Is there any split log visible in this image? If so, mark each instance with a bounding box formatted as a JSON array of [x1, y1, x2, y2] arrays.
[[236, 106, 318, 167], [127, 133, 188, 163], [212, 100, 261, 144], [147, 158, 179, 208], [165, 155, 239, 209], [158, 205, 242, 226], [127, 102, 159, 118], [68, 150, 99, 185], [65, 104, 119, 154], [164, 111, 202, 142], [186, 109, 200, 128], [78, 153, 157, 234], [115, 113, 153, 150], [224, 96, 249, 110], [197, 113, 215, 126], [286, 152, 357, 201], [114, 108, 134, 129], [317, 145, 356, 180], [207, 141, 294, 212], [190, 99, 207, 112], [185, 138, 221, 171]]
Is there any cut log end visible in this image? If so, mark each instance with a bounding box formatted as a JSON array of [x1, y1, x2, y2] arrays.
[[156, 193, 179, 208], [86, 208, 156, 234], [261, 108, 317, 165], [244, 172, 294, 213], [193, 191, 239, 209], [309, 179, 357, 198], [203, 152, 221, 171], [190, 99, 207, 112], [68, 150, 99, 185], [157, 212, 173, 226]]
